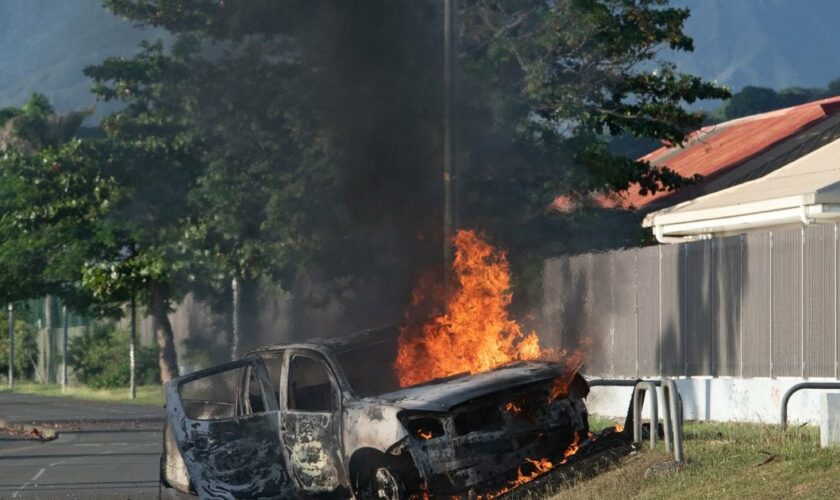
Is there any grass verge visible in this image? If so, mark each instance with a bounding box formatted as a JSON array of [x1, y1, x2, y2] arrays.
[[1, 382, 163, 406], [548, 419, 840, 500]]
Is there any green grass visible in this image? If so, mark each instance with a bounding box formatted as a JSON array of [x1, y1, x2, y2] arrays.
[[1, 382, 163, 406], [548, 419, 840, 500]]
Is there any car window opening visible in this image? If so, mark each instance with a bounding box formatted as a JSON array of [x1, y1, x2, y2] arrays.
[[288, 355, 336, 412]]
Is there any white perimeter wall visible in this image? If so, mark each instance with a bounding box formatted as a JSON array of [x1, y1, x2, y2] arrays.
[[586, 377, 840, 425]]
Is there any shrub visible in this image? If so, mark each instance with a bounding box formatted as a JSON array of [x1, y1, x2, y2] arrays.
[[68, 323, 159, 388], [0, 316, 38, 379]]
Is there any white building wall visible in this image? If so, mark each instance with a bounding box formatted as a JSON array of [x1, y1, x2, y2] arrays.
[[586, 377, 840, 425]]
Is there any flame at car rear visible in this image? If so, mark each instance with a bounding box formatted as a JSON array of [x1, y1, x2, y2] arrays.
[[394, 229, 584, 387], [479, 432, 582, 499]]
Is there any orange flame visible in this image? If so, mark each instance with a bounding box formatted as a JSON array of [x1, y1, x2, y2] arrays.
[[394, 230, 584, 387], [417, 429, 433, 440], [504, 401, 522, 414], [478, 431, 584, 499], [563, 432, 580, 458], [615, 423, 624, 432]]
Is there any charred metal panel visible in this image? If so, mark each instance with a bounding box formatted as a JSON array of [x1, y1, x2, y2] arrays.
[[772, 228, 802, 377], [165, 360, 291, 499], [281, 412, 343, 492], [714, 235, 742, 377], [403, 382, 588, 495], [342, 402, 408, 456], [742, 231, 772, 377], [161, 421, 191, 494], [174, 414, 289, 499], [804, 224, 835, 378], [611, 250, 637, 377], [635, 246, 660, 377], [376, 362, 567, 411]]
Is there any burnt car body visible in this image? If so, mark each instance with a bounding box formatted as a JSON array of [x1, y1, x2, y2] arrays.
[[161, 325, 589, 499]]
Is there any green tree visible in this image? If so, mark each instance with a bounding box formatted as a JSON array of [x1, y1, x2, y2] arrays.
[[80, 41, 206, 381], [0, 315, 38, 380], [68, 323, 159, 388], [86, 0, 728, 320], [0, 93, 91, 153], [0, 96, 99, 311]]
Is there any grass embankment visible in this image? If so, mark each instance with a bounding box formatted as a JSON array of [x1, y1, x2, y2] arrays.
[[549, 418, 840, 500], [1, 382, 163, 406]]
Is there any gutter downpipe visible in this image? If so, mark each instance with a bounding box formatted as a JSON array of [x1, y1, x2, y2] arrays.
[[800, 205, 814, 226], [654, 225, 690, 244]]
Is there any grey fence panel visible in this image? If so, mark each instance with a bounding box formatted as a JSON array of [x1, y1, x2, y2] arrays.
[[660, 243, 683, 376], [804, 224, 835, 378], [587, 253, 614, 376], [685, 240, 715, 376], [734, 232, 772, 377], [611, 250, 638, 377], [836, 223, 840, 379], [771, 228, 803, 377], [715, 235, 743, 377], [545, 255, 592, 349], [544, 225, 840, 380], [635, 246, 660, 376], [541, 258, 566, 348]]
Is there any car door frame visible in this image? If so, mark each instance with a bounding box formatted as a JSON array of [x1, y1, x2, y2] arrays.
[[277, 348, 349, 494], [165, 357, 292, 499]]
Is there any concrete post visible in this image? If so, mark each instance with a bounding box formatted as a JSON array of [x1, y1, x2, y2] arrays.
[[820, 393, 840, 448]]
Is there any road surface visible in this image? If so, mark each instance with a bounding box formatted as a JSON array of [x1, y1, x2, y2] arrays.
[[0, 391, 166, 499], [0, 429, 162, 499]]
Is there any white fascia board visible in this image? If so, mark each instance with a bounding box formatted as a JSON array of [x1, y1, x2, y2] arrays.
[[647, 195, 813, 227], [655, 204, 840, 237]]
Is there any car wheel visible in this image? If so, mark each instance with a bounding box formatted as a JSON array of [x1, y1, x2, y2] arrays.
[[373, 466, 404, 500], [356, 461, 406, 500]]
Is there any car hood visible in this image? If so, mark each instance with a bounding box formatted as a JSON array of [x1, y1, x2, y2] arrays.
[[371, 361, 566, 412]]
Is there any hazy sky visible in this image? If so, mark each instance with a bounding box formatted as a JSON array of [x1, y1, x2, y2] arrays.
[[3, 0, 840, 116]]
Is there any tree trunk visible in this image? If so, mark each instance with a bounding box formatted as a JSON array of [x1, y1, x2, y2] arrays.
[[151, 286, 179, 383]]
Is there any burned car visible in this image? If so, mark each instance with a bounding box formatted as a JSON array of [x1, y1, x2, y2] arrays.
[[160, 325, 590, 499]]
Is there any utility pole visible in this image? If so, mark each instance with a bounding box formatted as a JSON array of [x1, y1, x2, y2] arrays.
[[129, 295, 136, 400], [61, 304, 68, 393], [7, 303, 13, 389], [231, 276, 240, 361], [443, 0, 458, 297]]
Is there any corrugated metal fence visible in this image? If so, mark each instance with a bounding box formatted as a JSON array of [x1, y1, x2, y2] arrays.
[[542, 224, 839, 378]]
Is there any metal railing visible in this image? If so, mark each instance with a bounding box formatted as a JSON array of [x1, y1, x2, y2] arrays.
[[624, 379, 685, 462], [780, 382, 840, 430], [660, 378, 684, 462], [632, 381, 659, 449]]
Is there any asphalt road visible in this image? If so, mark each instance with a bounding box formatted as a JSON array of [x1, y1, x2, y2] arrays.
[[0, 392, 166, 499], [0, 393, 165, 425], [0, 429, 162, 499]]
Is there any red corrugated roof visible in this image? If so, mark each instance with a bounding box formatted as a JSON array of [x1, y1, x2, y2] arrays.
[[592, 95, 840, 210]]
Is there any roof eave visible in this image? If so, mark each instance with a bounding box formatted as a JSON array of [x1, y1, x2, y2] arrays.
[[649, 203, 840, 240]]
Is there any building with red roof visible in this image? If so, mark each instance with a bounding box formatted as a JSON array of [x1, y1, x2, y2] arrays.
[[596, 96, 840, 212]]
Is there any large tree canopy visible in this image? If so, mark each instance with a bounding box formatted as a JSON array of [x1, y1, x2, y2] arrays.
[[0, 0, 728, 379]]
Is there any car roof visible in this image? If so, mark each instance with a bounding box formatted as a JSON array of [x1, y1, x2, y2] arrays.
[[245, 323, 399, 357]]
